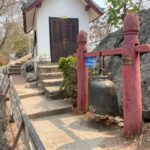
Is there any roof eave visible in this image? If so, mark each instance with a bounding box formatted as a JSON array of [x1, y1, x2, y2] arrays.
[[22, 10, 34, 34], [84, 0, 104, 16]]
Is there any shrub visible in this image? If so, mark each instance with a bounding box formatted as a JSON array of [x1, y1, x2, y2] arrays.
[[59, 56, 77, 102], [15, 49, 28, 58]]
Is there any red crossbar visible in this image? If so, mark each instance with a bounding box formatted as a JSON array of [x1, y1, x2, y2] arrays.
[[136, 44, 150, 54], [84, 48, 122, 57]]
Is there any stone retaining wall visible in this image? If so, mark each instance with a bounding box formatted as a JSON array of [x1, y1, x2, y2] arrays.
[[0, 95, 8, 149], [0, 74, 9, 149]]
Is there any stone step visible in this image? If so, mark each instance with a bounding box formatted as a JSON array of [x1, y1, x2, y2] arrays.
[[9, 67, 21, 74], [38, 64, 59, 68], [11, 65, 21, 69], [40, 72, 62, 80], [38, 62, 58, 66], [45, 86, 60, 93], [38, 65, 59, 73], [9, 72, 20, 75], [42, 78, 63, 86], [21, 95, 72, 119], [13, 64, 22, 67], [45, 86, 63, 99], [16, 88, 44, 99], [9, 68, 20, 72]]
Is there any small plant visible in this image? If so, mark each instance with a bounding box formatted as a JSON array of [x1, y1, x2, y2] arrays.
[[59, 56, 77, 103]]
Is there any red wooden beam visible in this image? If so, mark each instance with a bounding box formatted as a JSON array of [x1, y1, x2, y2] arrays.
[[84, 48, 122, 57], [84, 51, 100, 57], [101, 48, 122, 56], [136, 44, 150, 54]]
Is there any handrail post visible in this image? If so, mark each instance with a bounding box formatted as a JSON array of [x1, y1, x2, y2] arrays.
[[77, 30, 88, 113], [11, 121, 24, 150]]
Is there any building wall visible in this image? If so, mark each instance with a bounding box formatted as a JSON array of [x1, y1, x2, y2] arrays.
[[35, 0, 89, 61]]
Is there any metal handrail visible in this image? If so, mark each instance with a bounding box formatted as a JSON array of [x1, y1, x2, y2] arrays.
[[1, 75, 45, 150], [10, 81, 45, 150]]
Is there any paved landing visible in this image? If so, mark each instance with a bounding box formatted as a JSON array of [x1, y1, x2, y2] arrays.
[[21, 95, 72, 119], [31, 113, 134, 150]]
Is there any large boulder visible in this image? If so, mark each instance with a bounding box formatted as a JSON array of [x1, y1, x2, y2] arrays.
[[95, 9, 150, 120]]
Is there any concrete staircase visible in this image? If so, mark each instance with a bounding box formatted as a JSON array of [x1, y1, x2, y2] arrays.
[[9, 54, 31, 75], [38, 63, 63, 99], [9, 62, 24, 75]]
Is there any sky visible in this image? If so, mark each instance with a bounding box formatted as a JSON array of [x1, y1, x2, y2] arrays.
[[93, 0, 106, 8]]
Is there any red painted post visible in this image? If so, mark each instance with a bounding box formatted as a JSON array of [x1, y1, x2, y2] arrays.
[[77, 30, 88, 113], [122, 14, 142, 136]]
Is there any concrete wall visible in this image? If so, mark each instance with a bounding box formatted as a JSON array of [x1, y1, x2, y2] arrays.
[[34, 0, 89, 61]]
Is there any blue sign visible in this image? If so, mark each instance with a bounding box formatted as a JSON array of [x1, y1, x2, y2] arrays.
[[85, 57, 96, 68]]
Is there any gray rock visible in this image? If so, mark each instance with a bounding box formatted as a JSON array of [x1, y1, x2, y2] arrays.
[[21, 63, 26, 77], [25, 60, 34, 72], [25, 81, 39, 88], [37, 83, 43, 90], [21, 60, 34, 77], [95, 9, 150, 119], [26, 73, 39, 82]]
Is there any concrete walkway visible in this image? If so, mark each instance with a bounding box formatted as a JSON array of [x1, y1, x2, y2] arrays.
[[11, 75, 139, 150]]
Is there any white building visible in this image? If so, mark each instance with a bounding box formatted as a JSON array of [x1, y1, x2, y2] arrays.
[[22, 0, 104, 62]]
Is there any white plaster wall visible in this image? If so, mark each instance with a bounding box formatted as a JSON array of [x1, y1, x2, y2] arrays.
[[35, 0, 89, 61]]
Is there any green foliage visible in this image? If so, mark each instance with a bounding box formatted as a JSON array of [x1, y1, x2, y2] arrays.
[[59, 56, 77, 101], [15, 50, 28, 58], [11, 23, 30, 58], [0, 22, 31, 65], [0, 52, 9, 66], [107, 0, 141, 27]]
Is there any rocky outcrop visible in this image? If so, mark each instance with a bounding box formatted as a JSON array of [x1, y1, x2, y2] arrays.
[[95, 9, 150, 120]]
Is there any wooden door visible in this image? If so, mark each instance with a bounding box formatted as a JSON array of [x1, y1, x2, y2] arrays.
[[49, 18, 78, 62]]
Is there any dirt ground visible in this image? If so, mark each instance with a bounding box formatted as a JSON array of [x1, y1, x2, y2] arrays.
[[83, 113, 150, 150], [82, 113, 150, 150]]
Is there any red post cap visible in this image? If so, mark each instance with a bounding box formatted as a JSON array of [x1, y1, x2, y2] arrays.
[[123, 13, 140, 35], [77, 30, 87, 43]]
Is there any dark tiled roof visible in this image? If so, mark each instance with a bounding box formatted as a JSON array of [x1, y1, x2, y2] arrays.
[[22, 0, 104, 15], [22, 0, 42, 10]]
